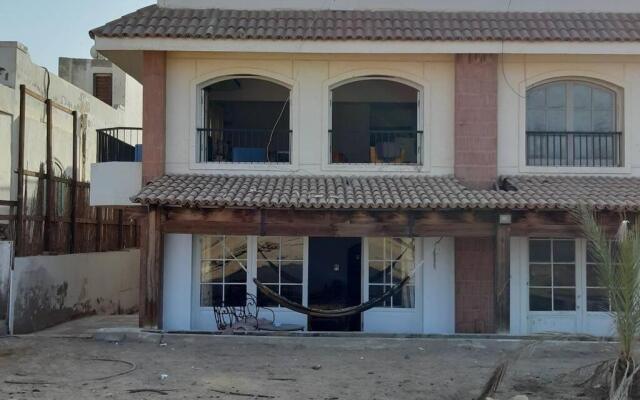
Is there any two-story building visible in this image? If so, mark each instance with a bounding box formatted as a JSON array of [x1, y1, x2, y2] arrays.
[[90, 0, 640, 336]]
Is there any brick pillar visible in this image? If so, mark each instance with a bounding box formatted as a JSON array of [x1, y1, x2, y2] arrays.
[[455, 237, 495, 333], [454, 54, 498, 190], [142, 51, 166, 185]]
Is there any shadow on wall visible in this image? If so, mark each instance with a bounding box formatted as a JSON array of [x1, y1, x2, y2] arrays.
[[10, 249, 140, 334]]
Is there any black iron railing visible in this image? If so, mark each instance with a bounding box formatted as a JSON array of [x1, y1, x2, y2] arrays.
[[330, 129, 422, 164], [97, 127, 143, 162], [526, 131, 622, 167], [197, 128, 291, 163]]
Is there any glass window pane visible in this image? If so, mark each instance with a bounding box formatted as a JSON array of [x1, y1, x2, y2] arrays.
[[587, 288, 610, 312], [593, 110, 614, 132], [586, 263, 602, 287], [547, 109, 566, 131], [573, 109, 592, 132], [224, 260, 247, 283], [553, 288, 576, 311], [201, 260, 223, 283], [257, 237, 279, 261], [369, 285, 391, 307], [369, 261, 385, 284], [529, 240, 551, 262], [369, 238, 384, 261], [257, 260, 279, 283], [281, 285, 303, 304], [592, 88, 614, 110], [281, 237, 304, 260], [257, 285, 279, 307], [546, 83, 566, 108], [392, 262, 413, 284], [527, 87, 546, 108], [201, 284, 222, 307], [553, 264, 575, 287], [527, 110, 547, 131], [281, 262, 303, 284], [392, 285, 415, 308], [529, 263, 551, 286], [572, 84, 592, 109], [391, 238, 414, 262], [553, 240, 575, 263], [225, 285, 247, 307], [201, 236, 224, 259], [530, 288, 552, 311], [225, 236, 247, 260]]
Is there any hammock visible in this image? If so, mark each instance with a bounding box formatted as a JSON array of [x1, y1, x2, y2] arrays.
[[253, 276, 411, 318]]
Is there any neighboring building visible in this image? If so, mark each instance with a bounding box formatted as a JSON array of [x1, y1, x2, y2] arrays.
[[58, 54, 142, 126], [0, 42, 141, 334], [90, 0, 640, 336]]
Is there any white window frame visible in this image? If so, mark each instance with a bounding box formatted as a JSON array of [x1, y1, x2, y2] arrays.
[[255, 236, 306, 308]]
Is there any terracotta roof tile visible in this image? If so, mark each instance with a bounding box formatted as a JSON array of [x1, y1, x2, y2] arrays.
[[90, 6, 640, 42], [131, 174, 640, 212]]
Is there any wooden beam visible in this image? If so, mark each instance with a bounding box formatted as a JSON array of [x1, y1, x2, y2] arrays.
[[69, 111, 78, 253], [15, 85, 26, 257], [140, 207, 163, 329], [95, 207, 103, 252], [494, 217, 511, 334], [44, 99, 54, 253]]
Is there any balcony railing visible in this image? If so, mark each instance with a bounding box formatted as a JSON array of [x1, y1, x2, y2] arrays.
[[197, 128, 292, 163], [97, 127, 143, 162], [330, 129, 422, 164], [526, 131, 622, 167]]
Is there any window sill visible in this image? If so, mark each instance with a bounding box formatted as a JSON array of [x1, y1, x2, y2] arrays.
[[190, 162, 296, 172], [323, 163, 427, 173], [517, 165, 630, 175]]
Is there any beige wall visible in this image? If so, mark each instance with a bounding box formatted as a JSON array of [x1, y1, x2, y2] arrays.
[[498, 54, 640, 176], [165, 52, 455, 175]]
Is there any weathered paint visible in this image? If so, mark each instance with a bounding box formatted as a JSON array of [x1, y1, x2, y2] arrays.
[[10, 249, 139, 334]]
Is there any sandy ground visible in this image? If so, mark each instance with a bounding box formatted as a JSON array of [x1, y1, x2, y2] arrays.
[[0, 331, 620, 400]]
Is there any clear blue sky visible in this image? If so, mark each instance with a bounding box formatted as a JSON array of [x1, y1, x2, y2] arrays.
[[0, 0, 154, 73]]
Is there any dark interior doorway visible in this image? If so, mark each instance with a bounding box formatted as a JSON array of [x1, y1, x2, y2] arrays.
[[308, 237, 362, 331]]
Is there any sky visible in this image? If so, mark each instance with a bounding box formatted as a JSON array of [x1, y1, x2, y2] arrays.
[[0, 0, 154, 73]]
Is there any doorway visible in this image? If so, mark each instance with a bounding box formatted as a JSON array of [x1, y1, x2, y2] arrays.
[[308, 237, 362, 331]]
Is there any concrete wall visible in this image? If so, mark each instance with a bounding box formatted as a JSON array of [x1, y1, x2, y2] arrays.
[[0, 242, 12, 335], [9, 249, 139, 334], [58, 57, 142, 127], [165, 52, 455, 175]]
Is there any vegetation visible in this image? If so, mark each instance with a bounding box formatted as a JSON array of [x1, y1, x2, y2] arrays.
[[576, 207, 640, 399]]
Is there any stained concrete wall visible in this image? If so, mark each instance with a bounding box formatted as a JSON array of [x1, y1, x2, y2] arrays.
[[0, 242, 12, 335], [9, 249, 139, 334]]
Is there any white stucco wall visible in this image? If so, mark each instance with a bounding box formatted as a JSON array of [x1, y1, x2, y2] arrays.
[[498, 54, 640, 177], [165, 52, 455, 176], [9, 249, 140, 334], [90, 162, 142, 206]]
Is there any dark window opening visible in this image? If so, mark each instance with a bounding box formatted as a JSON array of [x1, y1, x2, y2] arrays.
[[198, 78, 291, 163], [330, 79, 421, 164], [93, 73, 113, 106]]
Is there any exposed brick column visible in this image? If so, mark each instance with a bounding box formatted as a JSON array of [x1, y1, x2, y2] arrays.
[[454, 54, 498, 190], [453, 54, 499, 334], [455, 237, 495, 333], [142, 51, 166, 185]]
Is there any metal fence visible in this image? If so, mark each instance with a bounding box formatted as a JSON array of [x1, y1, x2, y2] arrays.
[[196, 128, 292, 163], [526, 131, 622, 167], [97, 127, 143, 162]]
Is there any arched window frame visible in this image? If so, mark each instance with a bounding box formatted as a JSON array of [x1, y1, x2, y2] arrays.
[[327, 75, 425, 167], [192, 74, 295, 168], [524, 77, 624, 168]]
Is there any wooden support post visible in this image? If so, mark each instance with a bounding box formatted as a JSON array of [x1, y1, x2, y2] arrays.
[[44, 99, 54, 253], [69, 111, 78, 253], [494, 214, 511, 334], [15, 85, 26, 257], [140, 207, 163, 329], [117, 209, 124, 249], [95, 207, 102, 252]]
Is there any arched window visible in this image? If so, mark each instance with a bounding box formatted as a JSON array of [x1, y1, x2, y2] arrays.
[[330, 78, 421, 165], [197, 77, 291, 163], [526, 80, 622, 167]]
